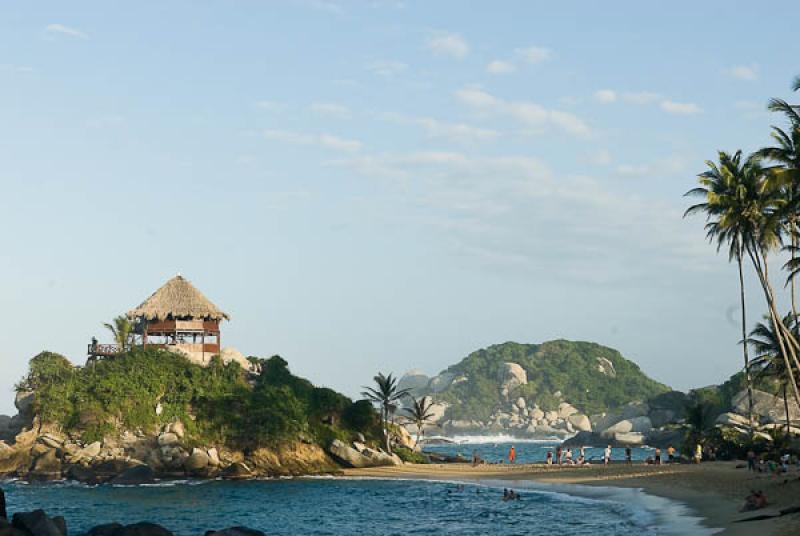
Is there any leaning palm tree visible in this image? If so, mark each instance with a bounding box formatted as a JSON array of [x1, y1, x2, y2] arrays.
[[361, 373, 410, 454], [685, 150, 762, 432], [405, 396, 437, 448], [749, 314, 799, 436], [103, 315, 134, 351]]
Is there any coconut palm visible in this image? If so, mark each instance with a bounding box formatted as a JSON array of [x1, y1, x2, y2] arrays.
[[685, 150, 764, 432], [405, 396, 437, 448], [103, 315, 134, 351], [361, 373, 410, 454], [748, 314, 799, 436]]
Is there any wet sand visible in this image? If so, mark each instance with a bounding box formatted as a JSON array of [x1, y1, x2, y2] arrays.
[[344, 461, 800, 535]]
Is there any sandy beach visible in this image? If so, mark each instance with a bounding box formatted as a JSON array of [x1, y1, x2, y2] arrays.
[[344, 462, 800, 535]]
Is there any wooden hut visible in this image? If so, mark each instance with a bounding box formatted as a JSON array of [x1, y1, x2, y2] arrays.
[[127, 274, 229, 364]]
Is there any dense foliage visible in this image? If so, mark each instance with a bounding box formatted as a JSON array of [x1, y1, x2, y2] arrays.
[[18, 349, 379, 447], [436, 340, 670, 420]]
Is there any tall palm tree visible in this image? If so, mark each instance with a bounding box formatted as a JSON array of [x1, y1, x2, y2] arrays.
[[361, 373, 410, 454], [748, 314, 799, 436], [103, 315, 133, 351], [685, 150, 763, 432], [405, 396, 437, 448], [758, 99, 800, 316]]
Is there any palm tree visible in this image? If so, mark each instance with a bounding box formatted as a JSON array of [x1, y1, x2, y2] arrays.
[[103, 315, 134, 351], [405, 396, 437, 448], [685, 150, 763, 432], [748, 314, 799, 436], [361, 373, 410, 454]]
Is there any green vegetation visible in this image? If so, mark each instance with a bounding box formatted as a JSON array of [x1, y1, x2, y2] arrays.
[[361, 372, 410, 454], [404, 396, 437, 447], [435, 340, 670, 420], [684, 73, 800, 430], [17, 349, 380, 447]]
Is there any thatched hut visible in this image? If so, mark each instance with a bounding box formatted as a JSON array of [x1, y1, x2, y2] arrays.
[[127, 274, 229, 365]]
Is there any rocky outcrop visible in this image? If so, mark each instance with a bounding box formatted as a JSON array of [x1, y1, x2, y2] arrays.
[[326, 440, 400, 468], [498, 363, 527, 398], [732, 389, 800, 424]]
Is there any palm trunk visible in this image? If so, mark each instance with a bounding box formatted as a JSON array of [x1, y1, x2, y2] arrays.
[[792, 224, 798, 318], [737, 248, 755, 437], [785, 383, 791, 437], [747, 245, 800, 409]]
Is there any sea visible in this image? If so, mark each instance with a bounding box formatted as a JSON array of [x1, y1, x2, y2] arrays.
[[1, 440, 711, 536]]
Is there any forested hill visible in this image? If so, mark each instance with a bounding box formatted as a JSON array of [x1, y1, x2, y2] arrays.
[[417, 340, 670, 421]]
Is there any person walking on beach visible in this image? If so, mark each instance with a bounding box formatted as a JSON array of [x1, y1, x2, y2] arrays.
[[747, 449, 756, 472], [625, 446, 632, 464], [546, 451, 553, 465], [694, 444, 702, 464], [654, 447, 662, 465], [508, 445, 516, 464], [556, 446, 563, 465], [667, 445, 675, 463], [604, 445, 612, 465]]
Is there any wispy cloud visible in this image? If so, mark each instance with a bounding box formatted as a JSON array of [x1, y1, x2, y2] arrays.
[[310, 102, 351, 118], [455, 86, 591, 138], [726, 64, 758, 81], [378, 112, 499, 144], [365, 59, 408, 77], [255, 100, 283, 111], [44, 23, 89, 40], [593, 89, 617, 103], [594, 89, 702, 115], [264, 129, 362, 152], [514, 46, 552, 64], [426, 32, 470, 59], [486, 60, 516, 75], [659, 100, 702, 115]]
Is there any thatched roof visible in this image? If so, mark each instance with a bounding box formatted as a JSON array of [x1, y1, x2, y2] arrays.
[[128, 275, 230, 321]]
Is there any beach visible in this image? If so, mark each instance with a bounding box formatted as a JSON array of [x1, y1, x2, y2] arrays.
[[344, 461, 800, 535]]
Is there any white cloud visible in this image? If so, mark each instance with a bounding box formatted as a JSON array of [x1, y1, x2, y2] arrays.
[[378, 112, 499, 144], [727, 64, 758, 81], [366, 59, 408, 77], [487, 60, 516, 74], [426, 32, 470, 59], [264, 129, 362, 152], [594, 90, 617, 103], [44, 23, 88, 39], [310, 102, 351, 118], [615, 154, 689, 178], [455, 86, 591, 138], [256, 100, 282, 111], [515, 46, 552, 64], [585, 149, 613, 166], [659, 100, 702, 115], [622, 91, 661, 105]]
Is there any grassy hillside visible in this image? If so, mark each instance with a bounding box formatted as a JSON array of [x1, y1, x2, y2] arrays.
[[437, 340, 670, 420]]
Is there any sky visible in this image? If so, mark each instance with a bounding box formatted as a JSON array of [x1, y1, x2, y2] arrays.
[[1, 1, 799, 415]]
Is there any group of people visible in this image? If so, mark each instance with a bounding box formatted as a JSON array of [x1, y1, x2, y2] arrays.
[[747, 449, 798, 474], [544, 446, 590, 465], [741, 490, 768, 512], [502, 488, 521, 501]]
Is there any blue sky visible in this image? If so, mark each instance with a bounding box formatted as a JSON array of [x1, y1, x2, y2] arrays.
[[1, 1, 799, 414]]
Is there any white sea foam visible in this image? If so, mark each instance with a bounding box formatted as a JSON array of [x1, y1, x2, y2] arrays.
[[428, 434, 569, 444]]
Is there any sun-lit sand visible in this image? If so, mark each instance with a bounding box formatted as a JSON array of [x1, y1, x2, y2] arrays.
[[344, 461, 800, 535]]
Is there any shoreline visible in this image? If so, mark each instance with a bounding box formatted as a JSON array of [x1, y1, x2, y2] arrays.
[[342, 462, 800, 536]]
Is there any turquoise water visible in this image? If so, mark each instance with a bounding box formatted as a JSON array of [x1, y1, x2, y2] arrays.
[[2, 478, 663, 535], [423, 439, 662, 464]]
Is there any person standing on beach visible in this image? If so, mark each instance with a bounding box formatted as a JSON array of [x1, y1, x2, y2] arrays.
[[747, 449, 756, 472], [508, 445, 516, 464], [654, 447, 661, 465], [624, 446, 632, 464], [604, 445, 612, 465], [667, 445, 676, 463], [694, 444, 702, 464], [556, 446, 562, 465]]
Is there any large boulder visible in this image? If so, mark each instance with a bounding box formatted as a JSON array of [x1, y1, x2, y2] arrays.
[[620, 402, 650, 420], [220, 348, 252, 371], [648, 409, 677, 428], [111, 522, 173, 536], [157, 433, 179, 447], [327, 440, 371, 468], [428, 372, 456, 393], [603, 416, 652, 436], [71, 441, 102, 462], [110, 465, 156, 486], [612, 432, 645, 445], [595, 357, 616, 377], [558, 403, 578, 419], [185, 449, 210, 472], [498, 363, 527, 397], [716, 412, 751, 427], [87, 524, 124, 536], [222, 462, 253, 480], [14, 392, 35, 419], [398, 370, 431, 397], [567, 414, 592, 432], [12, 510, 66, 536], [205, 528, 265, 536], [732, 389, 800, 423], [29, 450, 62, 481]]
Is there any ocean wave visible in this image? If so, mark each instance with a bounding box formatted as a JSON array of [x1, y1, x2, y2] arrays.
[[429, 434, 569, 444]]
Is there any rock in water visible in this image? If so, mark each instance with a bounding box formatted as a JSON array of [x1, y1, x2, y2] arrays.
[[12, 510, 66, 536], [109, 465, 156, 486], [87, 524, 123, 536], [111, 523, 173, 536], [29, 450, 62, 481], [204, 528, 265, 536], [222, 462, 253, 480], [185, 450, 209, 472]]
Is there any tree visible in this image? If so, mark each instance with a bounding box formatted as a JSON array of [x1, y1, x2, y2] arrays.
[[748, 314, 799, 436], [405, 396, 437, 447], [103, 315, 134, 351], [361, 373, 410, 454], [685, 151, 763, 433]]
